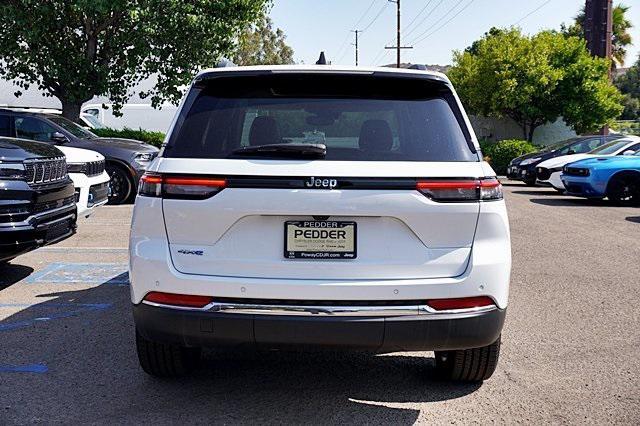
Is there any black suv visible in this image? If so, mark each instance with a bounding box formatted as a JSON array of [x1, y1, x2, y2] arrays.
[[0, 109, 159, 204], [0, 136, 77, 263]]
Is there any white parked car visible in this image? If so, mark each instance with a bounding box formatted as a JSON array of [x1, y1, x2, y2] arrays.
[[536, 136, 640, 191], [56, 146, 110, 217], [82, 103, 179, 133], [129, 65, 511, 382]]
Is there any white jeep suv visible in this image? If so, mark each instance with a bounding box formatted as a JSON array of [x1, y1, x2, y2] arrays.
[[129, 65, 511, 381], [55, 146, 110, 217]]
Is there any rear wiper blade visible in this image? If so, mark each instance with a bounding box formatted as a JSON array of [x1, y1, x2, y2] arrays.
[[229, 143, 326, 159]]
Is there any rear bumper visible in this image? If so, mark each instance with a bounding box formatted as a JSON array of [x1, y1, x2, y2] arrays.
[[133, 302, 506, 351]]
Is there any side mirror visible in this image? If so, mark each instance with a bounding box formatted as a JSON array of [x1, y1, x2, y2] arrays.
[[51, 131, 68, 143], [622, 150, 636, 156], [566, 149, 575, 155]]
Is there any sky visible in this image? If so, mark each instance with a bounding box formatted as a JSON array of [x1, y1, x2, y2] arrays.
[[270, 0, 640, 67]]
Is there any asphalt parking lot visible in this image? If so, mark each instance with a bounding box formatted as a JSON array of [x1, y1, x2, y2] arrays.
[[0, 183, 639, 424]]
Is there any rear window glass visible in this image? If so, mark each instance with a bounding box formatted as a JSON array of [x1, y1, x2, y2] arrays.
[[164, 74, 478, 162]]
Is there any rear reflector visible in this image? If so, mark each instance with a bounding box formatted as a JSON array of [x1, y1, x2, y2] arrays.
[[416, 178, 502, 201], [426, 296, 495, 311], [139, 173, 226, 199], [144, 291, 214, 308]]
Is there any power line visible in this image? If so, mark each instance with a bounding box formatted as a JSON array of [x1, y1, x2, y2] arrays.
[[402, 0, 436, 36], [353, 0, 378, 28], [343, 1, 390, 65], [513, 0, 553, 25], [361, 1, 389, 32], [412, 0, 477, 45], [402, 0, 444, 39], [334, 0, 378, 63], [407, 0, 467, 45]]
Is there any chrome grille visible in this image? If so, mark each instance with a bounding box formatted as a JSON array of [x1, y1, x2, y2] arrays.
[[86, 160, 105, 177], [23, 157, 68, 185]]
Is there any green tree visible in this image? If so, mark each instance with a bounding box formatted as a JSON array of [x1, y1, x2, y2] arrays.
[[615, 55, 640, 98], [615, 55, 640, 119], [561, 3, 633, 67], [0, 0, 269, 121], [232, 15, 294, 66], [448, 28, 624, 141]]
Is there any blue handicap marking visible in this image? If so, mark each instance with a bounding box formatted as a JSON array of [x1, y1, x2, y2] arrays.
[[25, 262, 129, 285], [0, 302, 112, 332], [0, 363, 48, 373]]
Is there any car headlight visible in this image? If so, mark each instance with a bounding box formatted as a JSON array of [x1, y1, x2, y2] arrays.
[[134, 152, 155, 167], [519, 157, 541, 166], [0, 162, 25, 180]]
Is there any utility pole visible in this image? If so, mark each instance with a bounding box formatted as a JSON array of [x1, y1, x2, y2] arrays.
[[584, 0, 613, 60], [385, 0, 412, 67], [351, 30, 361, 66], [584, 0, 613, 135]]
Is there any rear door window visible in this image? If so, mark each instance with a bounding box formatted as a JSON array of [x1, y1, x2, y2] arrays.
[[165, 74, 478, 162], [14, 117, 57, 142]]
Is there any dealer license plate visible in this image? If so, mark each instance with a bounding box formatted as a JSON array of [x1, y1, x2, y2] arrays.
[[284, 220, 356, 259]]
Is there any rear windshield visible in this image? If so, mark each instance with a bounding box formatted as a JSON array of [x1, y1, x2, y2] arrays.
[[164, 74, 478, 162]]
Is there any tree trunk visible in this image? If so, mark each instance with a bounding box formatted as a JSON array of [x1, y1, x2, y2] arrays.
[[61, 100, 82, 123], [527, 123, 537, 143]]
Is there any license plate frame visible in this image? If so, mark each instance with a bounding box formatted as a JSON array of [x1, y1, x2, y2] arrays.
[[284, 220, 357, 260]]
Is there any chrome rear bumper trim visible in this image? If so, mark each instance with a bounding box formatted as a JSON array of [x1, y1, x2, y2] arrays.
[[141, 300, 497, 318]]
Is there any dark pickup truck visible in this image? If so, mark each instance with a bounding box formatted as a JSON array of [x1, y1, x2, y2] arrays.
[[0, 137, 77, 263]]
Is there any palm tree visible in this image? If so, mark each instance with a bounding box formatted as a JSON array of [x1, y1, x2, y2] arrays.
[[611, 4, 633, 67], [561, 3, 634, 67]]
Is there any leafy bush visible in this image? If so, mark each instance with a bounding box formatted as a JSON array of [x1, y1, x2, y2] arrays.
[[479, 139, 539, 175], [91, 127, 166, 148]]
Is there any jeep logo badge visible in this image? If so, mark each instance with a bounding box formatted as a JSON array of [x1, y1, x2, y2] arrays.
[[305, 177, 338, 189]]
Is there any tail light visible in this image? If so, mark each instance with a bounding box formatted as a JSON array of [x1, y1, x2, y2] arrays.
[[416, 178, 502, 202], [139, 173, 226, 199], [426, 296, 495, 311], [144, 291, 214, 308]]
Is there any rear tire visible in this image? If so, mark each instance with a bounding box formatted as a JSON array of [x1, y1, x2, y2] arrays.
[[434, 336, 501, 382], [606, 173, 640, 206], [135, 329, 201, 377], [523, 177, 536, 186]]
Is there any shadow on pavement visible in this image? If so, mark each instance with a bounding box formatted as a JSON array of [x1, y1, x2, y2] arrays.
[[0, 275, 481, 424], [626, 216, 640, 224], [511, 189, 560, 196], [0, 262, 34, 290], [528, 197, 610, 207]]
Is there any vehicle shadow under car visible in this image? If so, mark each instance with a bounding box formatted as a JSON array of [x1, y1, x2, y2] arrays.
[[0, 263, 34, 291], [0, 275, 481, 424]]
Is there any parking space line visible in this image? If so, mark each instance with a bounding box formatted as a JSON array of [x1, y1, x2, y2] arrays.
[[0, 364, 48, 374]]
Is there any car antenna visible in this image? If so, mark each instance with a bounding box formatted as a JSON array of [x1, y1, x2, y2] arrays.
[[316, 52, 328, 65]]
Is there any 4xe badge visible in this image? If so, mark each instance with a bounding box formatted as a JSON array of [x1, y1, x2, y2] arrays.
[[177, 249, 204, 256], [305, 176, 338, 189]]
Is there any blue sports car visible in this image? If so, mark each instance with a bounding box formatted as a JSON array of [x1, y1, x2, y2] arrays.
[[561, 151, 640, 205]]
